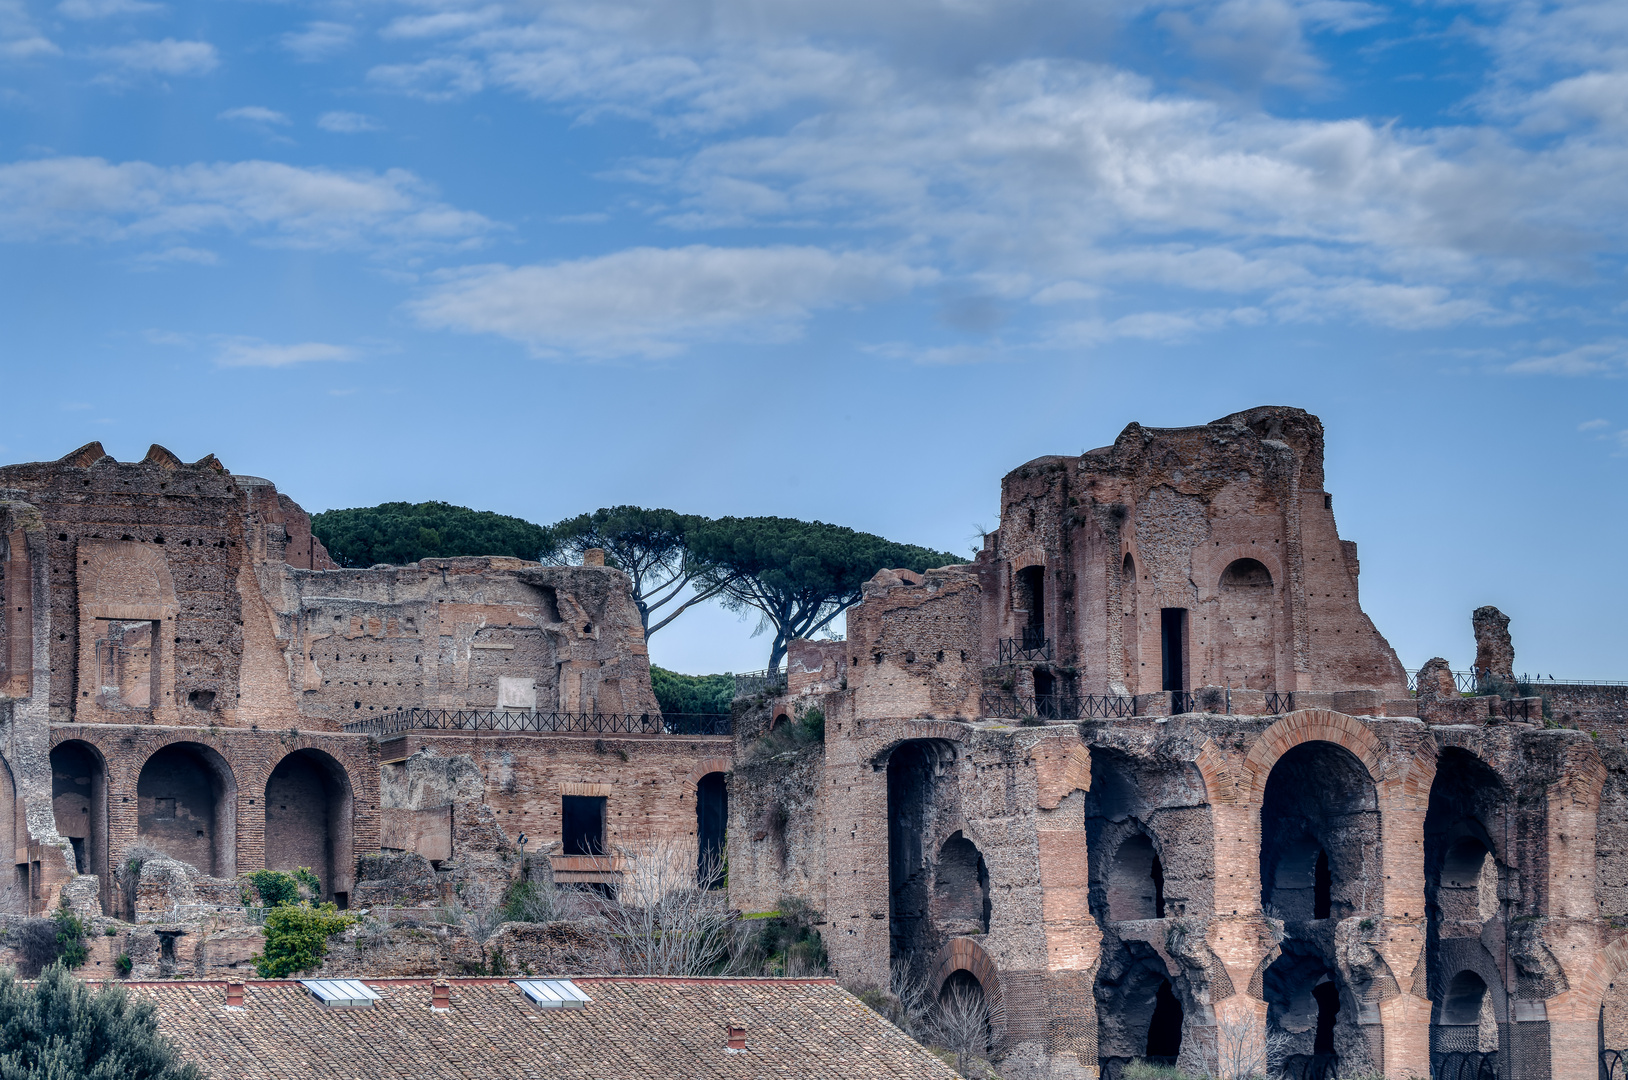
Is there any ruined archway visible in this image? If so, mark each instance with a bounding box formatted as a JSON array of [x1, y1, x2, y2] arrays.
[[696, 771, 727, 889], [265, 749, 353, 904], [1259, 741, 1380, 922], [137, 742, 236, 877], [1106, 832, 1164, 922], [50, 741, 108, 903], [886, 738, 955, 976], [1263, 948, 1346, 1068], [1434, 969, 1499, 1056], [1095, 941, 1186, 1078], [932, 831, 990, 935]]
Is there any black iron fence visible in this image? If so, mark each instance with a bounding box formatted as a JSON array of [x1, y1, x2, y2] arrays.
[[998, 634, 1053, 664], [1170, 691, 1196, 715], [981, 692, 1133, 721], [344, 709, 732, 738], [1431, 1050, 1498, 1080], [1500, 697, 1540, 721], [1603, 1048, 1626, 1080], [1265, 691, 1296, 713], [733, 669, 787, 697]]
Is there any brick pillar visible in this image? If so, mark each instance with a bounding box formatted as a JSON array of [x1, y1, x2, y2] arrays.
[[1376, 795, 1431, 1079], [1544, 741, 1607, 1080], [822, 725, 891, 987]]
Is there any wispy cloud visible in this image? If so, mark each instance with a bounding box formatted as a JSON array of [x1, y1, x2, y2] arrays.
[[317, 111, 381, 133], [280, 21, 353, 62], [91, 37, 217, 79], [1507, 339, 1628, 376], [57, 0, 161, 19], [0, 156, 496, 252], [414, 244, 934, 358], [213, 338, 357, 367]]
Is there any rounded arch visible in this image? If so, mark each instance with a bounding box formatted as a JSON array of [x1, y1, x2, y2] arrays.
[[264, 747, 354, 903], [1258, 739, 1380, 922], [1242, 711, 1388, 805], [1105, 830, 1165, 922], [136, 740, 236, 877], [932, 830, 990, 934], [1194, 544, 1284, 598], [683, 757, 733, 789], [888, 737, 957, 974], [1220, 557, 1274, 588], [50, 740, 107, 887], [934, 935, 1003, 1045]]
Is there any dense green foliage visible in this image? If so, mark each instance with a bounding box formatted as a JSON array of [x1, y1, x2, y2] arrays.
[[547, 507, 729, 638], [10, 911, 87, 977], [0, 962, 204, 1079], [311, 501, 553, 568], [745, 708, 825, 763], [252, 902, 356, 978], [244, 868, 321, 908], [693, 517, 960, 670], [650, 666, 735, 715], [745, 897, 828, 976]]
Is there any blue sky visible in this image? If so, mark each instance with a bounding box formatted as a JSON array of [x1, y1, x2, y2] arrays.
[[2, 0, 1625, 678]]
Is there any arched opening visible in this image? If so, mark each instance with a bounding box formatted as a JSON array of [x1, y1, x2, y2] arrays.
[[1106, 833, 1164, 921], [137, 743, 236, 877], [1263, 948, 1343, 1067], [1215, 558, 1275, 689], [1220, 558, 1273, 587], [1259, 741, 1379, 922], [50, 742, 107, 890], [696, 771, 727, 889], [1425, 750, 1507, 939], [932, 831, 990, 935], [0, 755, 25, 912], [1014, 565, 1045, 646], [938, 969, 993, 1058], [887, 740, 948, 973], [264, 749, 352, 904], [1145, 979, 1183, 1060], [1120, 553, 1138, 686]]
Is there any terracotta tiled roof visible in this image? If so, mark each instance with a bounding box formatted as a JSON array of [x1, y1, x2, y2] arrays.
[[131, 976, 962, 1080]]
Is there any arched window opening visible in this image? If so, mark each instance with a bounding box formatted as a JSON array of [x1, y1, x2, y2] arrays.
[[938, 970, 994, 1058], [1145, 979, 1183, 1060], [1220, 558, 1273, 588], [888, 740, 941, 971], [696, 772, 727, 890], [1439, 837, 1498, 928], [137, 743, 235, 878], [1107, 833, 1163, 922], [1263, 950, 1343, 1067], [1015, 565, 1045, 647], [50, 743, 106, 884], [265, 749, 353, 904], [932, 831, 990, 935], [1259, 741, 1379, 923], [1, 755, 26, 911]]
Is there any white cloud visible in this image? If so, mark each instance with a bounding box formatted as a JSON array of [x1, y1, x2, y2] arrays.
[[281, 21, 354, 62], [317, 111, 381, 133], [1579, 418, 1611, 430], [1506, 339, 1628, 376], [382, 6, 503, 40], [92, 38, 217, 77], [1, 0, 58, 57], [414, 244, 934, 357], [0, 156, 495, 251], [57, 0, 161, 18], [219, 105, 291, 127], [130, 244, 218, 267], [214, 338, 357, 367], [368, 56, 485, 100]]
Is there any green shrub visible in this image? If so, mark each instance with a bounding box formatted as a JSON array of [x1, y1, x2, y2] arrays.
[[115, 953, 133, 976], [53, 909, 88, 970], [1123, 1062, 1183, 1080], [746, 708, 825, 763], [245, 868, 321, 908], [252, 902, 357, 978], [0, 963, 203, 1079]]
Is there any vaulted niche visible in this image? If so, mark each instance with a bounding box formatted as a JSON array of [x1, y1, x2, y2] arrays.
[[51, 742, 106, 885], [137, 743, 236, 877], [1259, 741, 1379, 922], [1014, 565, 1045, 645], [696, 772, 728, 889], [265, 749, 354, 905], [886, 739, 953, 973], [1215, 557, 1276, 689], [932, 831, 990, 936], [1263, 948, 1343, 1063], [1094, 941, 1185, 1075], [1106, 832, 1165, 922]]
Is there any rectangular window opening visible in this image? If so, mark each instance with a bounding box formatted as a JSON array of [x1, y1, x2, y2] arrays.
[[561, 795, 607, 857], [1160, 608, 1188, 692]]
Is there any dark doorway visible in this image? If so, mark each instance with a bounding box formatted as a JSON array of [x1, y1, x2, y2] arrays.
[[1314, 849, 1332, 919], [51, 742, 105, 884], [1016, 566, 1045, 647], [696, 772, 727, 888], [265, 749, 352, 902], [1313, 981, 1340, 1054], [562, 795, 606, 856], [1146, 979, 1183, 1058], [1151, 853, 1166, 919], [1160, 609, 1187, 691], [888, 741, 937, 968], [1034, 669, 1056, 719]]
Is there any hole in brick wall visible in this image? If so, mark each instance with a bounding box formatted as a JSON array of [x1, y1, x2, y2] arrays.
[[696, 773, 727, 889], [562, 796, 606, 856], [1259, 741, 1378, 923], [931, 831, 989, 935]]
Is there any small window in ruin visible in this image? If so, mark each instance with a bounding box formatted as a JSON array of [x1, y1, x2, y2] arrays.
[[562, 796, 606, 856], [1219, 558, 1272, 588], [1324, 494, 1333, 510], [187, 690, 215, 710]]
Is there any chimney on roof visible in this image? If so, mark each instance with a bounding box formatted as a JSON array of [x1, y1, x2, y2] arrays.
[[432, 983, 451, 1011], [583, 548, 606, 567], [226, 982, 244, 1008], [726, 1024, 747, 1052]]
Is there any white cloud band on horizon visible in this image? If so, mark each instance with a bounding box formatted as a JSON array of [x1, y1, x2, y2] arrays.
[[413, 244, 935, 357]]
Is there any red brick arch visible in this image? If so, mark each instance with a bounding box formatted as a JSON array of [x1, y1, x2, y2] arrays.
[[1193, 543, 1286, 597], [1193, 738, 1240, 806], [933, 936, 1005, 1043], [1240, 709, 1387, 805], [683, 757, 732, 788]]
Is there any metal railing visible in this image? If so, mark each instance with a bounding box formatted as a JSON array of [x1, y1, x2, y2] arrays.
[[1170, 690, 1196, 715], [1406, 669, 1483, 695], [997, 634, 1053, 664], [1500, 697, 1541, 721], [1265, 691, 1296, 713], [733, 669, 787, 697], [1407, 669, 1628, 694], [1431, 1051, 1498, 1080], [343, 709, 732, 738], [1079, 694, 1135, 718], [980, 692, 1133, 721], [1603, 1048, 1626, 1080]]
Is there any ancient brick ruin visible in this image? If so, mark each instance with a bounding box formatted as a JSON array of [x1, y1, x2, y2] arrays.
[[5, 409, 1628, 1080]]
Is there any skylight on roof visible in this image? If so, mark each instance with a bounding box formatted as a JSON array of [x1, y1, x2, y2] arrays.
[[301, 979, 380, 1008], [514, 980, 591, 1010]]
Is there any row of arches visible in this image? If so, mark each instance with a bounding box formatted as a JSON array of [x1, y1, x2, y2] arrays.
[[48, 739, 355, 908]]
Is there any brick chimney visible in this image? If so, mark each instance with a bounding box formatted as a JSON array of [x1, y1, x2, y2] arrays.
[[225, 982, 244, 1008], [582, 548, 606, 567], [432, 983, 451, 1011], [726, 1024, 747, 1052]]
